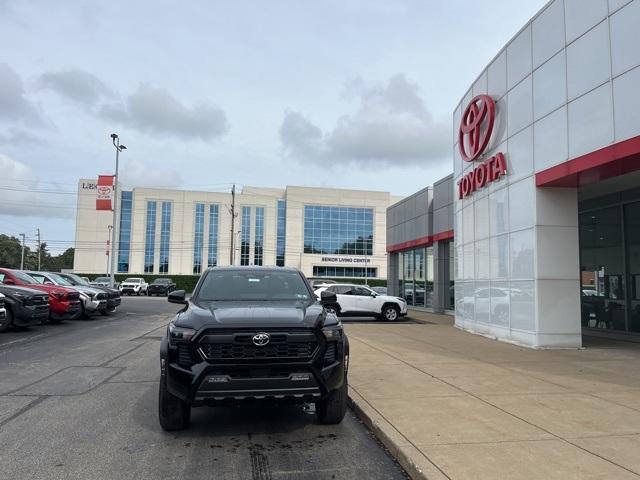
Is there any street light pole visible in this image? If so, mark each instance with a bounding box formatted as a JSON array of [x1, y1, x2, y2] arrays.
[[109, 134, 127, 288], [106, 225, 113, 276]]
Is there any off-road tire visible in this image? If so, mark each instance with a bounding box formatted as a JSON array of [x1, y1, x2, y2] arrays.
[[316, 377, 348, 425], [158, 376, 191, 431]]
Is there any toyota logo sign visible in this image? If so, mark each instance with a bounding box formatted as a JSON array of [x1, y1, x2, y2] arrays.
[[457, 94, 507, 199], [459, 94, 495, 162], [252, 332, 270, 346]]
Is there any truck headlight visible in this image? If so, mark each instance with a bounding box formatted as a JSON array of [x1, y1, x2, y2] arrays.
[[168, 323, 195, 343], [322, 325, 343, 341]]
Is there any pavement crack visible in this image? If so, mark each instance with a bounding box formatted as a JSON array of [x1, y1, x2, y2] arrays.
[[100, 342, 146, 367], [0, 396, 47, 428], [248, 432, 272, 480]]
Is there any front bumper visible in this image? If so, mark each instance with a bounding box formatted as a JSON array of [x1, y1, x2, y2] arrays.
[[50, 300, 82, 319], [148, 287, 167, 295], [82, 298, 107, 313], [162, 330, 347, 406], [121, 287, 141, 294], [13, 303, 49, 327], [107, 297, 121, 309]]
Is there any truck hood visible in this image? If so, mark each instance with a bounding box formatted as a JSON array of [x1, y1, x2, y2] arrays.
[[0, 284, 46, 297], [176, 300, 327, 330]]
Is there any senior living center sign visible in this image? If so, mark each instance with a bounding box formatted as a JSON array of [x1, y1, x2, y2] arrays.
[[457, 94, 507, 199]]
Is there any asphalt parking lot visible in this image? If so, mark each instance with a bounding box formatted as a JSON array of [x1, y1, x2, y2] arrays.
[[0, 296, 408, 480]]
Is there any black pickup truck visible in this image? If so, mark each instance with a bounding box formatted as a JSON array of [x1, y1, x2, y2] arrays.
[[0, 285, 50, 332], [159, 267, 349, 431]]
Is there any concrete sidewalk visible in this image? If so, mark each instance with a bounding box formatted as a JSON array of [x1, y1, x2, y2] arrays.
[[345, 312, 640, 480]]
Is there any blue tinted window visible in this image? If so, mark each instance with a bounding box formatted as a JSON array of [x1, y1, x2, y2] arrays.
[[208, 204, 219, 267], [193, 203, 205, 274], [159, 202, 171, 273], [144, 201, 157, 273], [312, 266, 377, 278], [303, 205, 373, 255], [240, 207, 251, 265], [254, 207, 264, 266], [276, 200, 286, 267], [117, 191, 132, 273]]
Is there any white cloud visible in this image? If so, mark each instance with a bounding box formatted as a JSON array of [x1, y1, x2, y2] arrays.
[[118, 159, 184, 189], [280, 74, 449, 166], [0, 153, 74, 219], [39, 69, 113, 106], [100, 83, 229, 141], [0, 63, 42, 125]]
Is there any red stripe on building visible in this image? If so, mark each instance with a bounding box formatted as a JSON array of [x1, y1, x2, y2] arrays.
[[386, 230, 454, 253], [536, 134, 640, 187]]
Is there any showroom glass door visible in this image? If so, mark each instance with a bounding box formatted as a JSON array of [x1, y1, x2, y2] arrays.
[[403, 250, 414, 305], [579, 206, 626, 331], [625, 202, 640, 333], [414, 248, 425, 307]]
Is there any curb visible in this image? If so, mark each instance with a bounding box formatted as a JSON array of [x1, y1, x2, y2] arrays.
[[348, 389, 447, 480]]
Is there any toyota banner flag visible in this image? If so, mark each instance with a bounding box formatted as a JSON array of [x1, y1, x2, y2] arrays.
[[96, 175, 115, 211]]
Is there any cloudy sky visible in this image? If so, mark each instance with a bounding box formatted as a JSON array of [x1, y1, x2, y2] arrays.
[[0, 0, 546, 252]]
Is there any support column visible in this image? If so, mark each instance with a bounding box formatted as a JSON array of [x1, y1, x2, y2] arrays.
[[433, 241, 450, 313]]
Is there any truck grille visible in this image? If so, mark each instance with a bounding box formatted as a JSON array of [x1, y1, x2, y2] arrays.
[[25, 295, 49, 306], [198, 330, 319, 361], [67, 292, 80, 301], [96, 292, 108, 300]]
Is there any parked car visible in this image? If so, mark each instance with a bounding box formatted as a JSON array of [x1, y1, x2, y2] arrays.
[[371, 286, 388, 295], [159, 267, 348, 431], [309, 278, 337, 289], [120, 278, 148, 296], [314, 283, 407, 321], [0, 284, 49, 332], [148, 278, 176, 296], [0, 268, 82, 323], [91, 276, 117, 288], [56, 273, 121, 314], [25, 271, 108, 318]]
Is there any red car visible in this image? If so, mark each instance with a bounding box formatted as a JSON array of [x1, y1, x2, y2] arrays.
[[0, 268, 81, 323]]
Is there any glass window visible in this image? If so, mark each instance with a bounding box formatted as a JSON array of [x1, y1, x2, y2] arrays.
[[254, 207, 264, 266], [240, 207, 251, 266], [626, 202, 640, 332], [415, 248, 426, 307], [303, 205, 373, 255], [159, 201, 171, 273], [403, 250, 414, 305], [193, 203, 205, 274], [580, 206, 625, 331], [144, 201, 157, 273], [312, 267, 377, 278], [276, 200, 286, 266], [208, 204, 219, 267], [117, 191, 132, 273]]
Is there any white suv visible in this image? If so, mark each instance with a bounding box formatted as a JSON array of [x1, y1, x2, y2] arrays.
[[119, 278, 148, 296], [315, 283, 407, 321]]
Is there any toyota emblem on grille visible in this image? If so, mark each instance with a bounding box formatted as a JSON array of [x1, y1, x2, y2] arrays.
[[252, 332, 270, 346]]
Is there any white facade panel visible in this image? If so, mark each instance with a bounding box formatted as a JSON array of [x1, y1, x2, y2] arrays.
[[567, 82, 614, 158], [613, 65, 640, 142], [507, 75, 533, 136], [566, 19, 610, 100], [506, 26, 532, 90], [564, 0, 608, 42], [532, 0, 565, 68], [610, 0, 640, 76], [533, 106, 569, 171], [533, 50, 567, 120]]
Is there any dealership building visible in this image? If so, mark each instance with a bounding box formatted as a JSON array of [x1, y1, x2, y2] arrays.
[[74, 181, 399, 280], [387, 0, 640, 347]]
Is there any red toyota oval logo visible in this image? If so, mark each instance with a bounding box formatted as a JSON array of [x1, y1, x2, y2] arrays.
[[458, 94, 496, 162], [97, 186, 111, 195]]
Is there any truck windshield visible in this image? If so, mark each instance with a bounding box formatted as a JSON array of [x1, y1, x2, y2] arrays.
[[197, 270, 310, 302]]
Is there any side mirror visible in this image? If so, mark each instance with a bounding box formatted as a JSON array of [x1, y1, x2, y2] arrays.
[[371, 292, 378, 297], [320, 290, 337, 305], [168, 290, 187, 305], [4, 279, 15, 285]]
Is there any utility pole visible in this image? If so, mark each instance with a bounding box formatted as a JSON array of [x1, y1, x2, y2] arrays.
[[36, 228, 41, 271], [228, 184, 237, 265], [19, 233, 25, 270]]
